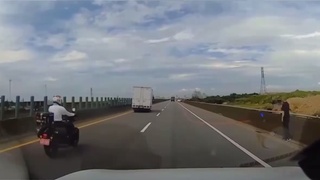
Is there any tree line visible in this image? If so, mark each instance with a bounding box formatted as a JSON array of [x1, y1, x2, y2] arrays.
[[191, 90, 259, 104]]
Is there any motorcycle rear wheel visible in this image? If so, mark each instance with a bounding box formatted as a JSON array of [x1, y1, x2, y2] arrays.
[[71, 130, 79, 147], [44, 145, 58, 158]]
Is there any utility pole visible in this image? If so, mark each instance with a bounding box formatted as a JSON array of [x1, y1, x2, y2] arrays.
[[260, 67, 267, 94], [45, 84, 47, 97]]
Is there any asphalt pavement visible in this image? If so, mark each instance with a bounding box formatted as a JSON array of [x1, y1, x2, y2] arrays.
[[0, 101, 303, 179]]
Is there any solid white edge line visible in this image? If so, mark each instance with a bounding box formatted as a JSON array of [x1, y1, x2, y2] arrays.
[[178, 103, 272, 168], [140, 122, 152, 133], [156, 113, 160, 116]]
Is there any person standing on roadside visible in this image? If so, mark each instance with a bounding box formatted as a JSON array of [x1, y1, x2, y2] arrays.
[[281, 99, 292, 141]]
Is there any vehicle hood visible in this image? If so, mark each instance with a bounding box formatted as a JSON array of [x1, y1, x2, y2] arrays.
[[56, 167, 308, 180]]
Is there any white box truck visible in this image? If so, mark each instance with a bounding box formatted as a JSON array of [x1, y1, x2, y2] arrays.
[[132, 86, 153, 112]]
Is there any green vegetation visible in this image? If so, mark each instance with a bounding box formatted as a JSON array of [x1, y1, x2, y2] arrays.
[[191, 90, 320, 110]]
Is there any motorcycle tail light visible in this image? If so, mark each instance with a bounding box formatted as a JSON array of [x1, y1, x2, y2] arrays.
[[42, 134, 48, 138]]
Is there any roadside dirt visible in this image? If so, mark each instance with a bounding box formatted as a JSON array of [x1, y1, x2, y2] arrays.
[[287, 95, 320, 116]]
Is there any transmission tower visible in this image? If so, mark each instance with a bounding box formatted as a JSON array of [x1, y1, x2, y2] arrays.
[[260, 67, 267, 94]]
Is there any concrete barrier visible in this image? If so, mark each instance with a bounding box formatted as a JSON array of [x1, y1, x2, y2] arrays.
[[185, 101, 320, 145]]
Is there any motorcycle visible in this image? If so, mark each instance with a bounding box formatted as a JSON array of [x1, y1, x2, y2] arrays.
[[35, 108, 79, 158]]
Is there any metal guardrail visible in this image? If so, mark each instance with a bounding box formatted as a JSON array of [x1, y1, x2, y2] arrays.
[[0, 95, 133, 121]]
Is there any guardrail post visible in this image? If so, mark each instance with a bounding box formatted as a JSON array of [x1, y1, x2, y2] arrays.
[[95, 97, 99, 108], [100, 97, 103, 108], [15, 96, 20, 118], [0, 96, 4, 121], [63, 96, 67, 107], [104, 97, 107, 107], [91, 97, 94, 109], [79, 97, 82, 110], [71, 96, 75, 109], [85, 97, 89, 109], [44, 96, 48, 112], [30, 96, 34, 117]]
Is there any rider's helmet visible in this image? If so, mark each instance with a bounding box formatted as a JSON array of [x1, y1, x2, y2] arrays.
[[52, 95, 63, 105]]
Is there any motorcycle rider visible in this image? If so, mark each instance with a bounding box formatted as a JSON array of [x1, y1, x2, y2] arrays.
[[48, 95, 76, 136]]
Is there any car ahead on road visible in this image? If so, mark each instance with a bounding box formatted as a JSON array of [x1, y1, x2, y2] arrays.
[[171, 97, 175, 102]]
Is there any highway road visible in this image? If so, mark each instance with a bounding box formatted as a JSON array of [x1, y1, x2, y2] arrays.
[[0, 101, 303, 179]]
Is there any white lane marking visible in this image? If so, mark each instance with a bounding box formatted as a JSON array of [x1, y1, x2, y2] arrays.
[[161, 109, 164, 111], [162, 102, 170, 110], [178, 103, 272, 168], [156, 113, 160, 116], [140, 122, 152, 133]]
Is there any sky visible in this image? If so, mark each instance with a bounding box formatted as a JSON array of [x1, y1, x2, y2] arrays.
[[1, 0, 320, 100]]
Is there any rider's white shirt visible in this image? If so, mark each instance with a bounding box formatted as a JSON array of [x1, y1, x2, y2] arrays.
[[48, 104, 75, 121]]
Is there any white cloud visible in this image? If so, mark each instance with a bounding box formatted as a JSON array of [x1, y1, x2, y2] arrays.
[[169, 73, 196, 80], [180, 88, 188, 92], [207, 48, 262, 54], [53, 50, 88, 62], [2, 1, 320, 97], [33, 33, 67, 49], [44, 77, 58, 82], [179, 87, 201, 92], [114, 59, 128, 63], [281, 31, 320, 39], [145, 37, 171, 44], [198, 62, 242, 69], [0, 50, 34, 64], [173, 30, 194, 41]]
